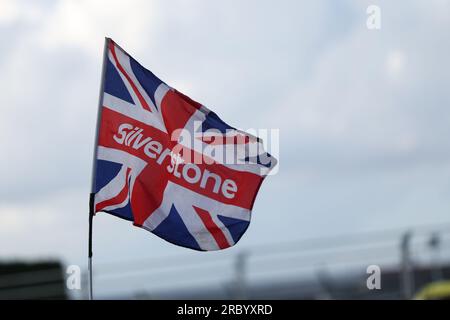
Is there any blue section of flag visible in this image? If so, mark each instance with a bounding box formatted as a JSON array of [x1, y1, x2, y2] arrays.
[[130, 57, 164, 109], [95, 160, 122, 193], [202, 111, 235, 133], [106, 202, 134, 221], [152, 205, 202, 250], [244, 153, 274, 168], [94, 160, 134, 221], [217, 215, 250, 243], [104, 58, 134, 104]]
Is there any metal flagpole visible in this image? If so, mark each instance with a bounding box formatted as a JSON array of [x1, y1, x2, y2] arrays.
[[88, 194, 95, 300], [88, 37, 110, 300]]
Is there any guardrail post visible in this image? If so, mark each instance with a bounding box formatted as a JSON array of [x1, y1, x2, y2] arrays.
[[401, 231, 414, 299], [233, 252, 248, 299]]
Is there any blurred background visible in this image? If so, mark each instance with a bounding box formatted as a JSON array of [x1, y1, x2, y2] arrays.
[[1, 0, 450, 299]]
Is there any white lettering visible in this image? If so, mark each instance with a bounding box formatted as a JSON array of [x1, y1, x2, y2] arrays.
[[113, 123, 133, 144], [222, 179, 238, 199], [113, 123, 238, 199], [200, 170, 221, 194], [182, 164, 202, 184], [144, 140, 162, 158]]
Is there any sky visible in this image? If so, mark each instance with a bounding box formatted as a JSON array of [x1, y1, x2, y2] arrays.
[[1, 0, 450, 297]]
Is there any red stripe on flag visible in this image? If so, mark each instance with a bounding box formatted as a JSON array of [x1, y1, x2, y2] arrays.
[[160, 89, 200, 140], [96, 167, 132, 212], [98, 107, 263, 210], [193, 206, 230, 249], [109, 41, 151, 112]]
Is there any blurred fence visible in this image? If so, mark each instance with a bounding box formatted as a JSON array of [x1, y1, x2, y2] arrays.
[[89, 222, 450, 299], [1, 222, 450, 299]]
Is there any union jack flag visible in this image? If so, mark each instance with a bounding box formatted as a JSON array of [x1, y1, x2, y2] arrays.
[[92, 38, 277, 251]]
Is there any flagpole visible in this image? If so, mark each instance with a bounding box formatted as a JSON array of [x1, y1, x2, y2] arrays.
[[88, 37, 109, 300], [88, 193, 95, 300]]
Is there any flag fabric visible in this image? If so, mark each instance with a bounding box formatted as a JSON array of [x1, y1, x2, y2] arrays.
[[92, 38, 277, 251]]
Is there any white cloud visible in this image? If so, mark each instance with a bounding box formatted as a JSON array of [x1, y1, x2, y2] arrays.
[[0, 0, 43, 24], [38, 0, 160, 56], [0, 206, 25, 233], [276, 1, 450, 163], [385, 49, 406, 81], [0, 187, 86, 261]]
